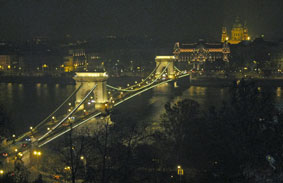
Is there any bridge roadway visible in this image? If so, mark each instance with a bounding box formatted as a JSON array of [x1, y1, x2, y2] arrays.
[[0, 67, 190, 171]]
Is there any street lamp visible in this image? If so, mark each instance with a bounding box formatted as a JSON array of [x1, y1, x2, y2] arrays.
[[18, 152, 23, 157], [177, 165, 184, 183], [0, 169, 4, 179], [12, 134, 16, 143], [33, 151, 42, 169], [33, 151, 42, 156], [64, 166, 71, 170], [80, 156, 87, 176]]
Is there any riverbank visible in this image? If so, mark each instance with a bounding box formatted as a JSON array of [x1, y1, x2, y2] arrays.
[[2, 74, 283, 87], [191, 77, 283, 87], [0, 75, 75, 84]]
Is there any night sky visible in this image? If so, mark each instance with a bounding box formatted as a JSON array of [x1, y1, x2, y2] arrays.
[[0, 0, 282, 42]]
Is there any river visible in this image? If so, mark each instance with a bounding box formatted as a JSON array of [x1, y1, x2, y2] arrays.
[[1, 80, 283, 135]]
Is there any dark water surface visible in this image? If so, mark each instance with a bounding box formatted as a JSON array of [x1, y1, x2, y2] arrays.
[[1, 81, 283, 135]]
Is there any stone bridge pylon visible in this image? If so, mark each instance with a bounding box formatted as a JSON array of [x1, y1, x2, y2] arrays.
[[73, 72, 108, 111], [155, 56, 175, 79]]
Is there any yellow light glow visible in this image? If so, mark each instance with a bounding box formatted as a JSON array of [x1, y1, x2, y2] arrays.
[[80, 156, 84, 160], [177, 165, 181, 169], [33, 151, 41, 156], [225, 37, 229, 41], [14, 148, 18, 152], [42, 64, 48, 68], [155, 56, 175, 59], [7, 65, 11, 69], [64, 166, 71, 170], [18, 152, 23, 157], [0, 170, 4, 174], [247, 36, 251, 40], [30, 126, 33, 130], [76, 72, 108, 78], [244, 67, 248, 70]]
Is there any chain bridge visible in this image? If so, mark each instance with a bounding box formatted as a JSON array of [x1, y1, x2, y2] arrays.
[[1, 56, 191, 167]]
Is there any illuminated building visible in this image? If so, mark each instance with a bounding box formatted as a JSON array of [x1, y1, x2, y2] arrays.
[[64, 49, 86, 72], [173, 39, 230, 70], [0, 55, 12, 70], [221, 17, 250, 44]]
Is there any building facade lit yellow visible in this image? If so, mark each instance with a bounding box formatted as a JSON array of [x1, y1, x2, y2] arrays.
[[64, 49, 86, 72], [221, 17, 250, 44]]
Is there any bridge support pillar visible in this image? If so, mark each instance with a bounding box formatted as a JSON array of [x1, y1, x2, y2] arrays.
[[155, 56, 175, 79], [73, 72, 108, 111]]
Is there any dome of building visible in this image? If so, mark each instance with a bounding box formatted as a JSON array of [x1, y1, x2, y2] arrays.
[[233, 16, 243, 28]]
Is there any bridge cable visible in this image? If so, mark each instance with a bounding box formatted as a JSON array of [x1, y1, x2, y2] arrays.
[[38, 111, 102, 147], [123, 63, 161, 89], [106, 63, 170, 92], [34, 83, 83, 130], [174, 66, 182, 73], [37, 84, 97, 141], [15, 83, 83, 142]]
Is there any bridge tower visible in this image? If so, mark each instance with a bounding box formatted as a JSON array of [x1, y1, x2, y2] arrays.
[[155, 56, 175, 79], [73, 72, 108, 111]]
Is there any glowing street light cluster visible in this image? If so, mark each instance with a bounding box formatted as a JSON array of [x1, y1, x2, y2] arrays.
[[33, 150, 42, 156], [64, 166, 71, 171]]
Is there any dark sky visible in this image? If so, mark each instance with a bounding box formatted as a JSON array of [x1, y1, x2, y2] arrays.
[[0, 0, 282, 42]]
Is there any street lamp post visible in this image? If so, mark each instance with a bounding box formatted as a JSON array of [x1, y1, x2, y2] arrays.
[[12, 134, 16, 144], [177, 165, 184, 183], [33, 150, 42, 169], [80, 156, 87, 176], [0, 169, 4, 181]]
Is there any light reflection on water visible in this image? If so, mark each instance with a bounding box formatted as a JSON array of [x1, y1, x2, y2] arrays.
[[1, 82, 283, 134]]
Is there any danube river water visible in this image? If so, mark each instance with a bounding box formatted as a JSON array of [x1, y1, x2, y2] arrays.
[[1, 80, 283, 135]]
